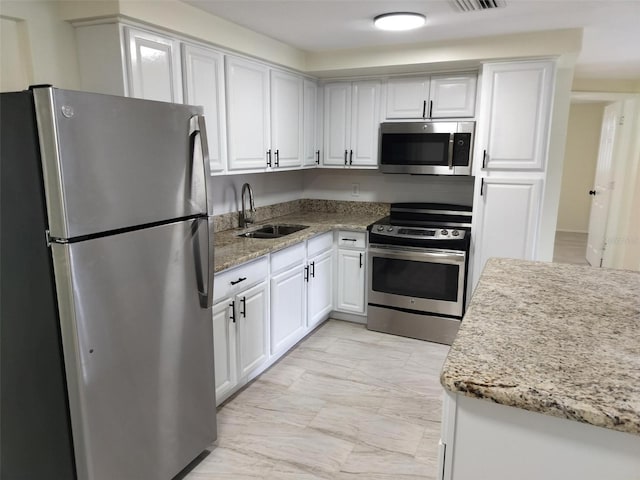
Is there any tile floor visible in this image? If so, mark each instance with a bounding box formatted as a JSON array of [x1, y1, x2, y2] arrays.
[[553, 231, 589, 265], [184, 319, 450, 480]]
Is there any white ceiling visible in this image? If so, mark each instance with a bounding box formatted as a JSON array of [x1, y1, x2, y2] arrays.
[[184, 0, 640, 79]]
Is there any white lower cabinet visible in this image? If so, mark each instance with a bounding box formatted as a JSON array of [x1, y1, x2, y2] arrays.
[[236, 281, 269, 379], [212, 258, 269, 405], [270, 242, 306, 356], [471, 176, 542, 289], [213, 233, 336, 404], [212, 300, 237, 403], [335, 231, 366, 314], [307, 248, 333, 328], [439, 392, 640, 480]]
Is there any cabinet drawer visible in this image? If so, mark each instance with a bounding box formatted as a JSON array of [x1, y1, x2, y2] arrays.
[[337, 230, 366, 249], [214, 256, 268, 303], [307, 231, 333, 257], [271, 242, 305, 275]]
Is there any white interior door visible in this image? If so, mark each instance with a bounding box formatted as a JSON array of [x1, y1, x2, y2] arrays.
[[586, 103, 620, 267]]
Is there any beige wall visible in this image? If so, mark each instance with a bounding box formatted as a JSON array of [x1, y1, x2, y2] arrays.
[[556, 102, 605, 232], [572, 78, 640, 94], [0, 1, 80, 91]]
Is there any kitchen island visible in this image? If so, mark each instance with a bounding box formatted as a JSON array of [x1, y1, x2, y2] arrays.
[[439, 258, 640, 480]]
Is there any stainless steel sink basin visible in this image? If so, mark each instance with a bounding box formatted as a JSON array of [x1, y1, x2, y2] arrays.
[[237, 224, 309, 239]]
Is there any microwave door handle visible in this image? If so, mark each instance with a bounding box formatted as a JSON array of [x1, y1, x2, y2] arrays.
[[448, 133, 454, 169]]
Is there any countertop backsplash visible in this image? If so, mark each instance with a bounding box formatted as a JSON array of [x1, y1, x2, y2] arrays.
[[213, 199, 390, 233]]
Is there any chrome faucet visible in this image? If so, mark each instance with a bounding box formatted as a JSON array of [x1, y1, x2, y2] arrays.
[[240, 183, 256, 228]]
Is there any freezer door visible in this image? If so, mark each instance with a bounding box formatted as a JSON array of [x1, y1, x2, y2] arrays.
[[33, 87, 210, 239], [51, 219, 216, 480]]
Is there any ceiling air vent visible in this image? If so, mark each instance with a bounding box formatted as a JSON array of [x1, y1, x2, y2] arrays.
[[451, 0, 506, 12]]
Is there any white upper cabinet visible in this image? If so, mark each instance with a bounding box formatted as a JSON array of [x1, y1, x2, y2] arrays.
[[350, 81, 381, 167], [384, 73, 476, 119], [270, 70, 303, 169], [124, 27, 182, 103], [323, 82, 352, 166], [303, 79, 320, 167], [225, 56, 271, 172], [385, 76, 430, 119], [182, 44, 227, 173], [323, 81, 380, 168], [478, 61, 555, 171], [429, 74, 477, 118]]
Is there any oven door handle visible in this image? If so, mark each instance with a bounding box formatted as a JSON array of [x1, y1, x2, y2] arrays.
[[368, 246, 466, 263]]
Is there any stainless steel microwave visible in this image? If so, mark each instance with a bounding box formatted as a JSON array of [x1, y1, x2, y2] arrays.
[[378, 121, 475, 175]]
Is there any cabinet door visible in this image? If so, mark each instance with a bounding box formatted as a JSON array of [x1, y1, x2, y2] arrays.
[[237, 281, 268, 379], [350, 81, 381, 167], [270, 265, 306, 356], [212, 300, 237, 405], [385, 76, 429, 119], [308, 249, 334, 328], [480, 61, 554, 170], [270, 70, 303, 169], [182, 44, 227, 173], [429, 74, 477, 118], [323, 82, 351, 166], [225, 56, 270, 171], [124, 27, 182, 103], [336, 249, 366, 314], [473, 177, 542, 286], [303, 79, 319, 167]]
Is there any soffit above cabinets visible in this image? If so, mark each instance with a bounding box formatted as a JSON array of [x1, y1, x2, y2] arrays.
[[183, 0, 640, 80]]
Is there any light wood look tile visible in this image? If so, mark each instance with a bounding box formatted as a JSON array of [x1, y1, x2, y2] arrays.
[[553, 231, 589, 265], [183, 319, 449, 479]]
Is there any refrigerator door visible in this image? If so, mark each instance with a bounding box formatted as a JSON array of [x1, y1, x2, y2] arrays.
[[33, 87, 210, 239], [51, 219, 216, 480]]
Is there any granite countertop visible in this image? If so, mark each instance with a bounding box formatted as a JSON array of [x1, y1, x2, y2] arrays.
[[441, 258, 640, 436], [214, 211, 382, 273]]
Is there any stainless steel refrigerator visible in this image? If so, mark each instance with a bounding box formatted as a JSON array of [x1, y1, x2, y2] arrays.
[[1, 86, 216, 480]]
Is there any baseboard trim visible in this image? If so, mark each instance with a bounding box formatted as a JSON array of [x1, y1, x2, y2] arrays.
[[330, 311, 367, 324], [556, 229, 588, 234]]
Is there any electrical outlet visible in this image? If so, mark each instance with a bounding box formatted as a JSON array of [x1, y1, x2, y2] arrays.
[[351, 183, 360, 197]]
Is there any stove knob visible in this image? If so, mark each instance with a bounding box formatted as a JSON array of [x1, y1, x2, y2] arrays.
[[441, 229, 449, 236], [387, 226, 394, 232], [451, 230, 460, 237], [377, 225, 384, 232]]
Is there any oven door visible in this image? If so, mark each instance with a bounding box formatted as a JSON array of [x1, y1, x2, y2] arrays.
[[368, 244, 466, 317]]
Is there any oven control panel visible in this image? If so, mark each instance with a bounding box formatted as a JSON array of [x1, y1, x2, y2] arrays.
[[372, 224, 466, 240]]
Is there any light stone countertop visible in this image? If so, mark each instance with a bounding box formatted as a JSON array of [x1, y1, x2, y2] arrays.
[[213, 211, 383, 273], [441, 257, 640, 436]]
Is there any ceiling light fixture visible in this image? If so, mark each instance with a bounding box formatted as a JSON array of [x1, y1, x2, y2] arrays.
[[374, 12, 426, 31]]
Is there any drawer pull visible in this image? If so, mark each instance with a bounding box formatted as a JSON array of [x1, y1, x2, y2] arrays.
[[230, 277, 247, 286], [342, 238, 357, 242]]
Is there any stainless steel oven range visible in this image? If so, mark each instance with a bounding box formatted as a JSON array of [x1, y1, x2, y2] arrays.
[[367, 203, 472, 345]]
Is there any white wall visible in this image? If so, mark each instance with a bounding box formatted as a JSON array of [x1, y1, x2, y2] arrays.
[[303, 169, 475, 206], [211, 170, 305, 215], [0, 1, 80, 91], [556, 102, 604, 232]]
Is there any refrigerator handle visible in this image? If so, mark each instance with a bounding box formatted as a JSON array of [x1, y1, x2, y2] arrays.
[[190, 115, 215, 309], [189, 115, 213, 216]]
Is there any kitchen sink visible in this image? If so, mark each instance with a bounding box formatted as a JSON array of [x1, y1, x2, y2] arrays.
[[237, 224, 309, 239]]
